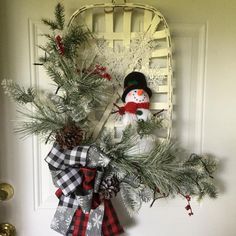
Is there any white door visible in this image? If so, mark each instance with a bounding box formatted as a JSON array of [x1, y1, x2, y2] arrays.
[[1, 1, 236, 236]]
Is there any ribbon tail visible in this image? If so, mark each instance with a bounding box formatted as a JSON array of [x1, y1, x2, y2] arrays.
[[51, 205, 77, 236], [86, 203, 105, 236], [102, 200, 124, 236], [68, 207, 90, 236]]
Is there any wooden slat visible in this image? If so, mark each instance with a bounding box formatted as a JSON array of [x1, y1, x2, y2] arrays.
[[96, 32, 125, 39], [96, 31, 169, 41], [150, 102, 169, 110], [84, 9, 93, 31], [151, 48, 170, 58], [153, 29, 169, 39], [147, 14, 161, 33], [105, 11, 114, 48], [143, 10, 153, 31], [123, 10, 132, 47], [152, 85, 168, 93], [96, 32, 141, 40], [92, 89, 120, 139], [149, 67, 168, 76]]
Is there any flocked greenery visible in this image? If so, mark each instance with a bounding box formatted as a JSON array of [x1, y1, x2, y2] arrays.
[[2, 3, 112, 142], [98, 124, 218, 215], [1, 3, 218, 217]]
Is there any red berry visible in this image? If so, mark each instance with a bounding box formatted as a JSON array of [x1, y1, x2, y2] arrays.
[[185, 205, 191, 210], [186, 195, 191, 201]]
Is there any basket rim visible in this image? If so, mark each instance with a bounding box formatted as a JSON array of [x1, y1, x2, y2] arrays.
[[68, 2, 167, 27]]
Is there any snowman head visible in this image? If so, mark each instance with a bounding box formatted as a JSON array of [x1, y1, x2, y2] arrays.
[[122, 72, 152, 103], [125, 89, 150, 103]]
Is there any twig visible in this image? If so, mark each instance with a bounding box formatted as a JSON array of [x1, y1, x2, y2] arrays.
[[153, 109, 164, 116], [150, 194, 169, 207]]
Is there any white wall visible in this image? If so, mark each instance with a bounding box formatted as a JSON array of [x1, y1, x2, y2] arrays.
[[0, 0, 236, 235]]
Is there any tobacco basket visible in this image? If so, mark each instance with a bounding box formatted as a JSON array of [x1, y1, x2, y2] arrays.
[[69, 0, 173, 141]]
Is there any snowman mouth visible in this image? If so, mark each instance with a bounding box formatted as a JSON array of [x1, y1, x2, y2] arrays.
[[133, 94, 146, 102]]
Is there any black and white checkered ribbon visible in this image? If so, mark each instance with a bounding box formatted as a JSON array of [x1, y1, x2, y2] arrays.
[[45, 143, 111, 208], [45, 143, 90, 196]]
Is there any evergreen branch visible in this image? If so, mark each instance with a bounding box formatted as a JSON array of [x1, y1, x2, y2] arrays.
[[42, 19, 58, 31], [137, 116, 163, 137], [120, 182, 142, 216], [150, 192, 169, 207], [55, 3, 65, 30], [44, 64, 64, 86], [1, 79, 35, 104], [99, 126, 218, 200], [15, 100, 66, 138], [40, 34, 56, 45], [63, 26, 91, 58], [41, 3, 65, 31]]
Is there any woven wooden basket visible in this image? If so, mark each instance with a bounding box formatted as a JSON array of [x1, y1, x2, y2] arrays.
[[69, 1, 173, 141]]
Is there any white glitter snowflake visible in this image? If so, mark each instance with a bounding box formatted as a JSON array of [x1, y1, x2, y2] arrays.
[[51, 218, 60, 230], [92, 213, 102, 229], [78, 32, 165, 88], [98, 153, 110, 167], [57, 206, 67, 214], [59, 214, 64, 221]]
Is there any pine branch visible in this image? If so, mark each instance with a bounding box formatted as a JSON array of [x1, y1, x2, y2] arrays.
[[14, 96, 67, 138], [99, 126, 218, 200], [120, 182, 142, 216], [137, 116, 163, 137], [42, 3, 65, 31], [1, 79, 35, 104], [42, 19, 58, 30], [44, 64, 64, 86], [55, 3, 65, 30], [63, 26, 91, 58]]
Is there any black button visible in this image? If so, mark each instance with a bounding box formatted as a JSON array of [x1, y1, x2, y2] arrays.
[[136, 110, 143, 115]]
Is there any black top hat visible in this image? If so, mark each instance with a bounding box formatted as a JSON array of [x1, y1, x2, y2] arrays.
[[121, 72, 152, 102]]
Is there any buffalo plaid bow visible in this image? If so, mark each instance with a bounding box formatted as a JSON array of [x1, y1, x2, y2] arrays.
[[45, 143, 124, 236]]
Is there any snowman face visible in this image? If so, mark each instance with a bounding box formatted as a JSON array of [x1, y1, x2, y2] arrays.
[[125, 89, 150, 103]]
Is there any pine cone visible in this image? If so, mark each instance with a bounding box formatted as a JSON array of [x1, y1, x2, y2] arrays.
[[99, 176, 120, 200], [55, 124, 85, 150]]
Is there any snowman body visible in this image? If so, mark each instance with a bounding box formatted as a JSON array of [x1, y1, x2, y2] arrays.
[[119, 72, 156, 155], [122, 89, 152, 126]]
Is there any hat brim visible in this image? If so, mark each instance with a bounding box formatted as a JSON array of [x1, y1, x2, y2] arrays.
[[121, 85, 152, 102]]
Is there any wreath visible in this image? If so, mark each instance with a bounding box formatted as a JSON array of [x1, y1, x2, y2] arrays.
[[2, 4, 218, 236]]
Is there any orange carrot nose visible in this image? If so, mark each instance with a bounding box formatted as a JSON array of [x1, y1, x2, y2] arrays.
[[137, 89, 143, 96]]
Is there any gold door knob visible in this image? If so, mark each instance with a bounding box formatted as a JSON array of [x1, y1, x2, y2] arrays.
[[0, 183, 14, 201], [0, 223, 16, 236]]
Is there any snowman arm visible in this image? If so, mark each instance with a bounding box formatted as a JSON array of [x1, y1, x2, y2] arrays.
[[153, 109, 164, 116], [112, 103, 125, 115]]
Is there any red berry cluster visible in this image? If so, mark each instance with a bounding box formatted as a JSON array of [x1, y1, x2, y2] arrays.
[[94, 64, 112, 81], [55, 35, 65, 55], [185, 195, 194, 216]]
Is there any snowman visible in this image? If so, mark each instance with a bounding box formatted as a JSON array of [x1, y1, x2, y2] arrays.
[[120, 71, 153, 126], [117, 72, 156, 155]]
